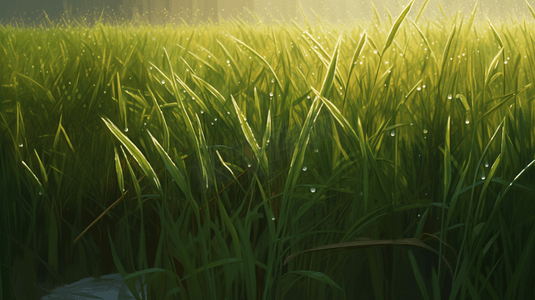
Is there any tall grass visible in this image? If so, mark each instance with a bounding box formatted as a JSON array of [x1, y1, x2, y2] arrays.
[[1, 1, 535, 299]]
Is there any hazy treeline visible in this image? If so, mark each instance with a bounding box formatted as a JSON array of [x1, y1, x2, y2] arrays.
[[1, 0, 534, 28]]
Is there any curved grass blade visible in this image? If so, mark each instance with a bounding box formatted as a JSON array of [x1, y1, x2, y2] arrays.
[[231, 95, 268, 175], [342, 31, 367, 110], [408, 249, 430, 300], [147, 130, 197, 214], [231, 36, 283, 93], [414, 0, 430, 23], [113, 145, 125, 195], [146, 85, 170, 153], [288, 270, 342, 291], [33, 149, 48, 187], [527, 0, 535, 19], [383, 0, 415, 54], [284, 237, 454, 277], [101, 116, 162, 196], [486, 17, 504, 49]]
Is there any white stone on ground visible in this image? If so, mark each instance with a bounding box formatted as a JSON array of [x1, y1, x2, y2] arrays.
[[40, 273, 147, 300]]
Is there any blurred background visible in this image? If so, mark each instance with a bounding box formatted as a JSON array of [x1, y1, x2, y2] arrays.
[[0, 0, 532, 27]]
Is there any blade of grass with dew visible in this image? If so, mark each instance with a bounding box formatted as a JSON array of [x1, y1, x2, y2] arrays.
[[383, 0, 415, 54], [484, 48, 504, 87], [216, 39, 243, 79], [119, 145, 148, 273], [125, 90, 150, 109], [147, 130, 198, 214], [231, 95, 268, 175], [33, 149, 48, 187], [191, 74, 226, 106], [281, 28, 346, 208], [14, 73, 56, 105], [312, 89, 389, 212], [160, 47, 212, 190], [52, 114, 75, 153], [101, 116, 162, 196], [456, 1, 479, 60], [475, 154, 501, 223], [231, 36, 283, 93], [411, 20, 438, 67], [21, 161, 45, 198], [486, 17, 504, 49], [454, 119, 503, 276], [253, 87, 263, 125], [147, 85, 170, 153], [195, 113, 215, 190], [342, 31, 367, 111], [438, 24, 457, 86], [113, 145, 125, 195], [150, 62, 210, 115], [114, 73, 128, 131], [438, 116, 452, 279]]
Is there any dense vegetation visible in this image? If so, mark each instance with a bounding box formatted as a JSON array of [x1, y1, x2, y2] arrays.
[[1, 0, 535, 299]]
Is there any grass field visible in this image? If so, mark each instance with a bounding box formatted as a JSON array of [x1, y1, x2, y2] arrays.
[[1, 0, 535, 299]]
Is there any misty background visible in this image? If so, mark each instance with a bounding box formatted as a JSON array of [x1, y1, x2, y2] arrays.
[[0, 0, 533, 27]]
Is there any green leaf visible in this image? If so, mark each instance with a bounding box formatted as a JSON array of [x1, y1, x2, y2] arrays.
[[288, 270, 342, 291], [101, 116, 162, 196], [383, 0, 415, 53]]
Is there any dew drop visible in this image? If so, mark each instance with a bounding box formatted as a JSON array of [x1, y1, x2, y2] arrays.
[[448, 94, 452, 99], [465, 119, 470, 124], [247, 163, 252, 167], [269, 92, 274, 97], [124, 127, 129, 133], [302, 166, 307, 171], [485, 161, 489, 168], [201, 110, 204, 114], [390, 130, 395, 137], [423, 129, 428, 134], [227, 111, 230, 115], [272, 217, 276, 221], [310, 187, 316, 193], [19, 143, 23, 148], [417, 87, 421, 91], [39, 191, 42, 195], [481, 175, 486, 180], [314, 148, 319, 153], [161, 80, 165, 84]]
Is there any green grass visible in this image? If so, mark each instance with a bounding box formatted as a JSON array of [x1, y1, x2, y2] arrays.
[[1, 1, 535, 299]]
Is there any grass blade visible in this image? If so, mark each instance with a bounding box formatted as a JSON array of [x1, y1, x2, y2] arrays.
[[383, 0, 415, 54], [101, 116, 162, 196]]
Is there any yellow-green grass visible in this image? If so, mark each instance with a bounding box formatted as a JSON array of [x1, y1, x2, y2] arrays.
[[1, 1, 535, 299]]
